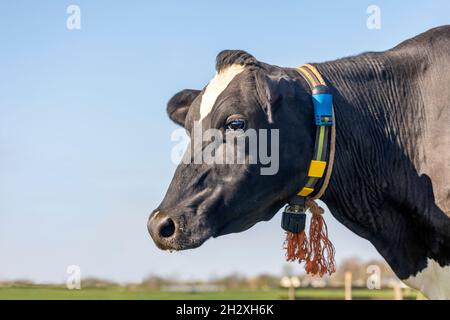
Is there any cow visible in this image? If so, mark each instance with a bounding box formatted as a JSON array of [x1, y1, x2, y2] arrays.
[[147, 26, 450, 299]]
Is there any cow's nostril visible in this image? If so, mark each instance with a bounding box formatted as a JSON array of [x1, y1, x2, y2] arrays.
[[159, 217, 176, 238]]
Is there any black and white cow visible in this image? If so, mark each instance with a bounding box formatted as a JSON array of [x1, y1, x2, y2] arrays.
[[148, 26, 450, 299]]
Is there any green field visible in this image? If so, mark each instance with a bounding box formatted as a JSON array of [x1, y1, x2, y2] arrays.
[[0, 286, 420, 300]]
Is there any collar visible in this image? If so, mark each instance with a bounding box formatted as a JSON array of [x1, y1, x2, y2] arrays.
[[280, 64, 337, 276], [283, 64, 336, 220]]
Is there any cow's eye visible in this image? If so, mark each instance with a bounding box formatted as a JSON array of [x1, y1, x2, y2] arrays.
[[226, 118, 246, 131]]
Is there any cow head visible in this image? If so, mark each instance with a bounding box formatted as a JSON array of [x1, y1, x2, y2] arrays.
[[148, 50, 316, 250]]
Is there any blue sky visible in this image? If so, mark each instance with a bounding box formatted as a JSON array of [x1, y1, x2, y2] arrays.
[[0, 1, 448, 283]]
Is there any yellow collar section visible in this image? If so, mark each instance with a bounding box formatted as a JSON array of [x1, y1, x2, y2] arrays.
[[294, 64, 336, 201]]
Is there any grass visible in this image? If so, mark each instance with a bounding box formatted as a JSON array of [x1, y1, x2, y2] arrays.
[[0, 286, 420, 300]]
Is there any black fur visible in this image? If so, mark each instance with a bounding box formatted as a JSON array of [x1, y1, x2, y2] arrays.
[[215, 50, 258, 72]]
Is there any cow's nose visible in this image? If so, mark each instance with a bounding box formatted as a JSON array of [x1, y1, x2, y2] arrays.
[[147, 210, 178, 249], [158, 216, 176, 238]]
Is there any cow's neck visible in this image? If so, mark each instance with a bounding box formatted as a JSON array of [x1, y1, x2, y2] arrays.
[[287, 53, 450, 298]]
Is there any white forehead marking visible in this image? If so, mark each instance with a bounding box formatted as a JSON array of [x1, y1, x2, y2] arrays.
[[403, 258, 450, 299], [199, 64, 245, 121]]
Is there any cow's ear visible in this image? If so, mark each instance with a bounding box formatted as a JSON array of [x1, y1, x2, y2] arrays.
[[167, 89, 201, 127], [254, 71, 282, 123]]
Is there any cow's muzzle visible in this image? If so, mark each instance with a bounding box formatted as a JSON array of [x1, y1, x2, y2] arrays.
[[148, 187, 223, 250]]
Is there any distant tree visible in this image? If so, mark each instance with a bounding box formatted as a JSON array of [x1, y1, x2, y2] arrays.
[[330, 256, 365, 284], [82, 277, 117, 288], [11, 279, 35, 287], [141, 274, 173, 290], [210, 272, 247, 289], [253, 274, 280, 289]]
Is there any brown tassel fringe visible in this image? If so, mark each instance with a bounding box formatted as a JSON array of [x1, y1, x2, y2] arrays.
[[284, 199, 336, 277], [285, 231, 309, 262]]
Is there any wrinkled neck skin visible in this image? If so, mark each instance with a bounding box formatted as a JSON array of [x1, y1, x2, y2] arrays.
[[282, 52, 450, 298]]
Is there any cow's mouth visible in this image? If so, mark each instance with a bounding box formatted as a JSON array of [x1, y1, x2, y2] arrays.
[[148, 192, 282, 251], [147, 186, 225, 251]]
